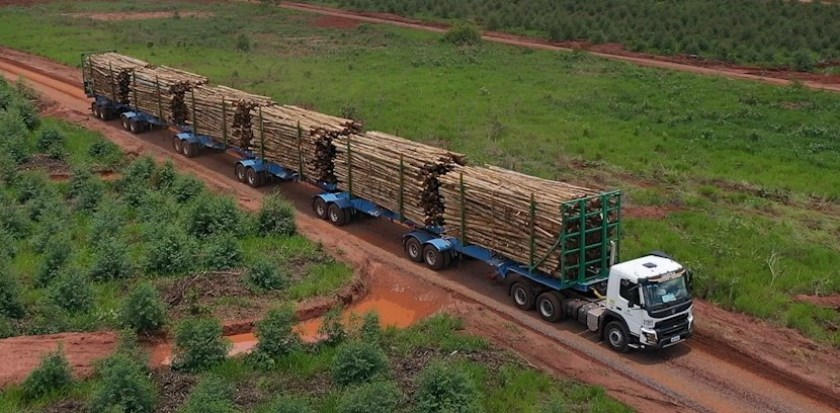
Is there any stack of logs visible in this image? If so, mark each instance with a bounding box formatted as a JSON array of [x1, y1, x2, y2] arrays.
[[131, 66, 208, 125], [332, 132, 466, 225], [256, 105, 361, 183], [439, 165, 611, 278], [87, 53, 150, 105], [189, 86, 274, 147]]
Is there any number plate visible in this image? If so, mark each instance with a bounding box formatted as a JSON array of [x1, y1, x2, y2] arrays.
[[670, 335, 681, 343]]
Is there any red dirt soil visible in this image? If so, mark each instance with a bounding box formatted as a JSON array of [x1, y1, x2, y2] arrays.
[[313, 14, 359, 30], [2, 47, 840, 413], [0, 332, 118, 387], [794, 294, 840, 310]]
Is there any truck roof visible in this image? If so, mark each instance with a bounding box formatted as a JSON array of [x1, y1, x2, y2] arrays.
[[612, 255, 684, 283]]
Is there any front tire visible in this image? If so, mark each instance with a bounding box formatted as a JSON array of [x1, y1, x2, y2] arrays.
[[404, 237, 423, 262], [511, 282, 536, 311], [536, 292, 565, 322], [422, 245, 446, 270], [605, 321, 630, 353], [313, 198, 328, 219], [327, 204, 347, 226]]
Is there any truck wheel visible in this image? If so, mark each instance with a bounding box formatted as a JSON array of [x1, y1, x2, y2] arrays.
[[246, 167, 261, 188], [173, 136, 184, 154], [235, 164, 247, 183], [184, 142, 198, 158], [511, 282, 536, 311], [423, 245, 446, 270], [404, 237, 423, 262], [90, 102, 99, 117], [536, 292, 565, 323], [605, 321, 630, 353], [129, 119, 140, 134], [312, 198, 328, 219], [121, 116, 130, 130], [328, 204, 348, 226]]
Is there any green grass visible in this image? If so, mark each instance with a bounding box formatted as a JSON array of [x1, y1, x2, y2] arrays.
[[0, 1, 838, 345]]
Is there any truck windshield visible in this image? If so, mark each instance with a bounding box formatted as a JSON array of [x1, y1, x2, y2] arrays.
[[643, 277, 690, 309]]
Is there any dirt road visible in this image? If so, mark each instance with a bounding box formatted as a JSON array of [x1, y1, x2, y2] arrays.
[[278, 1, 840, 93], [2, 49, 839, 413]]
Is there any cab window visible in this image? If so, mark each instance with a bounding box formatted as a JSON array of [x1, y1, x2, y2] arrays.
[[619, 279, 635, 302]]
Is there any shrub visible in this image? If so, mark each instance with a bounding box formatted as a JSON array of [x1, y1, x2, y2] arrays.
[[0, 151, 17, 184], [203, 236, 244, 270], [0, 111, 30, 164], [89, 239, 133, 281], [415, 362, 479, 413], [120, 156, 156, 187], [171, 174, 205, 203], [0, 228, 15, 260], [90, 353, 155, 413], [0, 316, 15, 338], [269, 398, 313, 413], [68, 166, 94, 198], [178, 376, 238, 413], [0, 203, 29, 238], [89, 197, 128, 244], [73, 174, 106, 212], [246, 260, 287, 291], [120, 282, 166, 334], [144, 226, 196, 275], [332, 341, 389, 386], [318, 305, 347, 346], [35, 236, 72, 287], [23, 348, 73, 400], [250, 306, 300, 367], [35, 126, 65, 153], [337, 381, 402, 413], [793, 49, 815, 72], [88, 139, 119, 158], [360, 311, 381, 344], [0, 270, 25, 319], [174, 317, 229, 371], [187, 194, 242, 239], [153, 160, 177, 190], [442, 24, 482, 46], [256, 194, 296, 236], [49, 270, 94, 313], [236, 34, 251, 52]]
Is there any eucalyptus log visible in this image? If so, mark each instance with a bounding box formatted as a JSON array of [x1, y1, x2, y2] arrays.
[[439, 165, 614, 278], [87, 53, 150, 104], [188, 85, 274, 146], [333, 132, 466, 225], [130, 66, 208, 124]]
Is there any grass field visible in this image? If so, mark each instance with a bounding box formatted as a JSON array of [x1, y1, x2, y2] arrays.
[[0, 0, 838, 346], [0, 315, 630, 413]]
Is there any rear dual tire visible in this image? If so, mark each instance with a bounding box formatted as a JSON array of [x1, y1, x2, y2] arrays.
[[327, 203, 348, 226], [313, 198, 328, 220]]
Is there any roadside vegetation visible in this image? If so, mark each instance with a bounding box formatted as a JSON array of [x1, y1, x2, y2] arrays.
[[0, 313, 630, 413], [0, 77, 352, 338], [0, 1, 838, 346], [315, 0, 840, 71]]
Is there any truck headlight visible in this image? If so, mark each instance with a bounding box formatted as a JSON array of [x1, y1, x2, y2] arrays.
[[688, 312, 694, 331], [641, 328, 657, 344]]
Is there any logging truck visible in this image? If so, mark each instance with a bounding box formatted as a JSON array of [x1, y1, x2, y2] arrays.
[[82, 52, 694, 352]]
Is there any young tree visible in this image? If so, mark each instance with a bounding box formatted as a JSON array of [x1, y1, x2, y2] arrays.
[[23, 348, 73, 400], [120, 282, 167, 335], [174, 317, 230, 371]]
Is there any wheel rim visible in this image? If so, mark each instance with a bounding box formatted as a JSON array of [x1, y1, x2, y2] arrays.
[[122, 119, 129, 129], [130, 123, 136, 132], [329, 208, 339, 222], [409, 243, 419, 258], [514, 288, 527, 306], [539, 299, 554, 318], [608, 329, 624, 347], [248, 170, 256, 185], [316, 202, 325, 217], [236, 166, 245, 180], [425, 249, 436, 266]]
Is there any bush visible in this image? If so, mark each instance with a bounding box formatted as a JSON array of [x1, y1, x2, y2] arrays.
[[89, 197, 128, 243], [74, 175, 106, 212], [35, 236, 72, 287], [415, 362, 479, 413], [0, 268, 25, 321], [250, 306, 300, 367], [236, 34, 251, 52], [332, 341, 389, 386], [337, 381, 402, 413], [120, 282, 167, 334], [0, 228, 16, 261], [256, 194, 296, 236], [269, 398, 313, 413], [246, 260, 287, 291], [0, 316, 15, 338], [318, 305, 347, 346], [187, 194, 242, 239], [153, 160, 177, 190], [120, 156, 156, 187], [178, 376, 238, 413], [0, 111, 30, 164], [35, 126, 65, 153], [442, 24, 482, 46], [144, 226, 196, 275], [360, 311, 381, 344], [23, 348, 73, 400], [174, 317, 229, 371], [89, 238, 133, 281], [88, 139, 119, 158], [171, 174, 205, 203], [49, 270, 94, 313], [0, 203, 29, 238], [204, 236, 244, 270], [90, 353, 155, 413], [0, 151, 18, 184]]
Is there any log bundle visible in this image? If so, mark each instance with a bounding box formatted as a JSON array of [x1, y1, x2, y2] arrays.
[[87, 53, 150, 104], [189, 86, 274, 146], [255, 105, 361, 183], [439, 165, 613, 278], [130, 66, 208, 125], [332, 132, 466, 225]]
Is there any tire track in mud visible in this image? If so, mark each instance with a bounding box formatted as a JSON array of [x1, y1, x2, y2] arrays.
[[1, 49, 838, 413]]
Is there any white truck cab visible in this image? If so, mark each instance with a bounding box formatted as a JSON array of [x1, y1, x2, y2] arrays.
[[566, 253, 694, 352]]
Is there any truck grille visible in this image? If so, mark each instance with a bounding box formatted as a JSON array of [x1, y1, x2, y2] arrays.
[[655, 313, 690, 337]]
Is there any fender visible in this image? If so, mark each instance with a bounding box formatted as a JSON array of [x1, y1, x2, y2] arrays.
[[403, 230, 435, 246], [315, 192, 353, 209], [121, 111, 141, 122], [599, 309, 626, 338], [237, 158, 267, 173], [175, 132, 201, 145], [424, 237, 454, 253]]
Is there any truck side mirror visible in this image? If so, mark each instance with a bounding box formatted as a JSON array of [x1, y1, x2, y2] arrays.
[[686, 271, 694, 293]]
